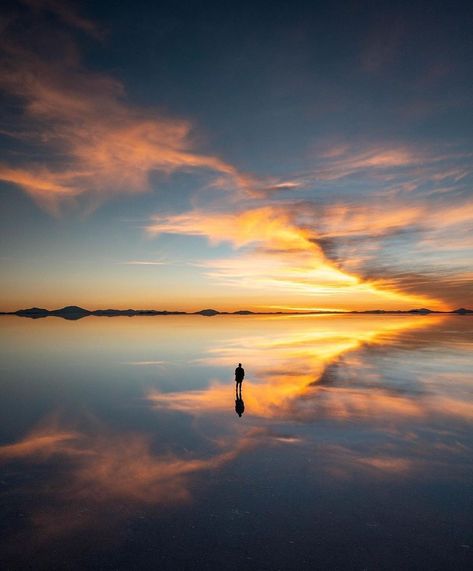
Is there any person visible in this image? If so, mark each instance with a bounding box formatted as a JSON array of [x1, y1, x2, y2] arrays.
[[234, 363, 245, 413], [234, 364, 245, 417], [235, 363, 245, 385]]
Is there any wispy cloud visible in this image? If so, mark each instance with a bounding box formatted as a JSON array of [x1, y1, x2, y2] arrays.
[[1, 2, 471, 310], [147, 204, 463, 309], [149, 313, 473, 429], [0, 9, 264, 213], [304, 142, 473, 193], [148, 313, 455, 423], [0, 415, 271, 539], [0, 417, 262, 507]]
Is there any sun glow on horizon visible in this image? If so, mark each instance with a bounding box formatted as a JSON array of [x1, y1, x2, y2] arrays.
[[148, 313, 448, 420], [0, 0, 472, 313]]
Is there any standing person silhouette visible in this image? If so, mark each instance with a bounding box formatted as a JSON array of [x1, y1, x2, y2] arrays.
[[235, 363, 245, 417], [235, 363, 244, 392]]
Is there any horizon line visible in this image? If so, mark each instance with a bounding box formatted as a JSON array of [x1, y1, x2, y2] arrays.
[[1, 304, 472, 318]]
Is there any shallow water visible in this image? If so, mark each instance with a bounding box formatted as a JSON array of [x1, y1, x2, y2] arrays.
[[0, 314, 472, 570]]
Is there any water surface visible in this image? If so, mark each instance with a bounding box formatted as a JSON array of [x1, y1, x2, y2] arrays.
[[0, 314, 472, 570]]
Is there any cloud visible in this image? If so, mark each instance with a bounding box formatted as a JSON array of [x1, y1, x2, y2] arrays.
[[146, 176, 473, 309], [0, 418, 260, 509], [312, 200, 473, 307], [148, 312, 473, 431], [1, 316, 470, 543], [0, 416, 289, 541], [147, 204, 454, 309], [0, 11, 257, 212], [149, 313, 444, 421], [0, 418, 307, 552], [0, 425, 80, 460], [148, 206, 320, 251], [306, 142, 473, 190], [1, 3, 471, 311]]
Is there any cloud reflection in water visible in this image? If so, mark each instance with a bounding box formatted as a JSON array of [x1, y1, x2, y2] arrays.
[[0, 314, 472, 547]]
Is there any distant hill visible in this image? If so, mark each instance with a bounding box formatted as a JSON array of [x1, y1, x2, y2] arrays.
[[2, 305, 472, 319], [195, 309, 221, 316], [50, 306, 91, 320], [452, 307, 473, 314], [407, 308, 434, 314], [10, 306, 187, 320], [196, 309, 256, 316], [15, 307, 50, 318]]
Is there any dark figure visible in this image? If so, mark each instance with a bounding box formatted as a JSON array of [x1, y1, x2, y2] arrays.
[[234, 363, 245, 416], [235, 396, 245, 417], [235, 363, 245, 386]]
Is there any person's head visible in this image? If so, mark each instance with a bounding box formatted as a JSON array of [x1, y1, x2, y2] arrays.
[[238, 363, 241, 367]]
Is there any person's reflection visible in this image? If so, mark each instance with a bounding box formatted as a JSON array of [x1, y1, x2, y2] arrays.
[[235, 395, 245, 417], [235, 378, 245, 417]]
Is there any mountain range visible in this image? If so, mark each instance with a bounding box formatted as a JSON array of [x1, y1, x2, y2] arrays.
[[0, 305, 472, 320]]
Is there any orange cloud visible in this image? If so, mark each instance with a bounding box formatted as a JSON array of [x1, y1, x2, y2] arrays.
[[309, 141, 472, 185], [0, 419, 261, 506], [148, 314, 446, 421], [147, 205, 446, 309], [0, 419, 268, 543], [148, 312, 473, 436], [0, 20, 258, 212], [0, 427, 79, 460], [315, 201, 473, 240], [147, 192, 473, 309], [148, 206, 320, 251]]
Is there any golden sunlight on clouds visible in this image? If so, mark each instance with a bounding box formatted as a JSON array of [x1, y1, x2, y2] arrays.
[[0, 11, 302, 213], [147, 313, 473, 430], [148, 314, 445, 420], [148, 206, 445, 310], [0, 31, 253, 212], [1, 315, 471, 539], [148, 206, 316, 250], [1, 5, 471, 311]]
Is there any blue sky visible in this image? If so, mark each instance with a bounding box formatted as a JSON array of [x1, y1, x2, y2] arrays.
[[0, 0, 472, 310]]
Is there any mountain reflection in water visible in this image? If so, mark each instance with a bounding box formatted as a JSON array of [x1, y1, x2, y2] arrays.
[[0, 314, 471, 570]]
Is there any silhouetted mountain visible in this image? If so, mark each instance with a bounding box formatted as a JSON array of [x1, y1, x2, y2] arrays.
[[4, 305, 471, 320], [195, 309, 220, 316], [93, 309, 187, 316], [51, 306, 91, 316], [361, 309, 387, 314], [407, 308, 433, 314], [15, 307, 49, 318], [12, 306, 188, 320], [93, 309, 133, 316]]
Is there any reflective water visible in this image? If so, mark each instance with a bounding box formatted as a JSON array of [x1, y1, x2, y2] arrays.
[[0, 315, 472, 570]]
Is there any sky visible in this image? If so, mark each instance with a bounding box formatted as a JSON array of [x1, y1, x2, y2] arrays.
[[0, 0, 472, 311]]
